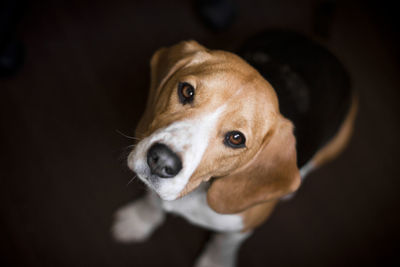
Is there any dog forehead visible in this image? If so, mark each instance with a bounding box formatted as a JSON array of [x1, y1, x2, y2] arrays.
[[195, 69, 276, 120], [195, 52, 275, 96], [168, 49, 279, 131]]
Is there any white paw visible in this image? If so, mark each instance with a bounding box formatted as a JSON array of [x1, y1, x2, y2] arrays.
[[194, 247, 236, 267], [194, 254, 232, 267], [194, 232, 250, 267], [112, 198, 164, 243]]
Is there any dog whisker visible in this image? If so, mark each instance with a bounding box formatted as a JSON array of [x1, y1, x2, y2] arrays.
[[126, 175, 137, 186], [116, 129, 141, 141]]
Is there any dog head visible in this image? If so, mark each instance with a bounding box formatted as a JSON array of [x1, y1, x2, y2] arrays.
[[128, 41, 300, 213]]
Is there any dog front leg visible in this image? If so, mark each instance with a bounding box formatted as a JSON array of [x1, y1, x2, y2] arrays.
[[194, 231, 252, 267], [112, 191, 165, 242]]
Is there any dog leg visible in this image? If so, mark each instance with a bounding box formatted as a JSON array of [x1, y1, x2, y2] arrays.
[[194, 231, 252, 267], [112, 191, 165, 242]]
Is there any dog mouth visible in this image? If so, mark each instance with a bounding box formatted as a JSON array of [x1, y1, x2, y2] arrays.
[[127, 151, 154, 182], [129, 164, 162, 195]]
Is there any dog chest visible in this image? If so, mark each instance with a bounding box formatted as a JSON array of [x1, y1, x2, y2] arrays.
[[161, 184, 244, 232]]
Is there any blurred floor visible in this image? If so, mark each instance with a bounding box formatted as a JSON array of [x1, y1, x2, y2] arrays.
[[0, 0, 399, 266]]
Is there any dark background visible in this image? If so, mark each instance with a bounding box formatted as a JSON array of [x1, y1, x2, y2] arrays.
[[1, 0, 399, 266]]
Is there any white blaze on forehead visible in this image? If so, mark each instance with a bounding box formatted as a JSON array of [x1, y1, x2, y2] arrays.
[[128, 105, 226, 200]]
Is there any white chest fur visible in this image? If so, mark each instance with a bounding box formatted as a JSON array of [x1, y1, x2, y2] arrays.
[[161, 184, 244, 232]]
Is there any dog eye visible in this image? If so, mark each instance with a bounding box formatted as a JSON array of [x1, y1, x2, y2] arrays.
[[178, 82, 195, 105], [224, 131, 246, 148]]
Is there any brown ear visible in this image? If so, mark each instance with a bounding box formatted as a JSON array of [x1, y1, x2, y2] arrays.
[[135, 40, 206, 136], [207, 116, 301, 214], [150, 40, 206, 95]]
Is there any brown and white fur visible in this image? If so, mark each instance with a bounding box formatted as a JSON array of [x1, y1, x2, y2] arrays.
[[112, 41, 357, 267]]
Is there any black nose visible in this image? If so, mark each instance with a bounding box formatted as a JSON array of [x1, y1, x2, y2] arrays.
[[147, 143, 182, 178]]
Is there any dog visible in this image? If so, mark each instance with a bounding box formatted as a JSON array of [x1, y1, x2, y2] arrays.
[[112, 30, 357, 267]]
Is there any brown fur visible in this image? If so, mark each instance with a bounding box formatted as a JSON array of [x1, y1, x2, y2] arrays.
[[136, 40, 355, 232], [206, 117, 301, 214], [241, 200, 279, 232], [311, 94, 358, 168], [239, 95, 358, 230]]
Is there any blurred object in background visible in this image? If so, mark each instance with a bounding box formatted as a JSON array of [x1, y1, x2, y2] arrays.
[[194, 0, 339, 39], [194, 0, 237, 32], [0, 0, 27, 78], [313, 0, 337, 39], [365, 0, 400, 63]]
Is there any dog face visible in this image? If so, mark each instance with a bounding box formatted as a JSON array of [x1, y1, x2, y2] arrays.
[[128, 41, 300, 213]]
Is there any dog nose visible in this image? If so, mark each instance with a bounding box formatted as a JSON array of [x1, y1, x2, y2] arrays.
[[147, 143, 182, 178]]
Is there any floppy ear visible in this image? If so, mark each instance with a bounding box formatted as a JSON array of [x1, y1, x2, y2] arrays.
[[149, 40, 206, 92], [207, 116, 301, 214], [135, 40, 206, 136]]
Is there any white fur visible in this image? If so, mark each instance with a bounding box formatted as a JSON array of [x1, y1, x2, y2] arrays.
[[117, 102, 248, 267], [112, 192, 164, 242], [299, 160, 315, 180], [128, 107, 225, 201], [162, 183, 244, 232], [282, 160, 316, 201], [113, 183, 244, 242], [112, 183, 244, 236], [195, 231, 251, 267], [113, 184, 248, 267]]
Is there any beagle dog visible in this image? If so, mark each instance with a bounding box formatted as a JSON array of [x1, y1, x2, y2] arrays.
[[112, 31, 357, 267]]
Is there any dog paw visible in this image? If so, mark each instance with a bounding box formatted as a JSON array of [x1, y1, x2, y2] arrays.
[[194, 248, 236, 267], [194, 254, 231, 267], [194, 231, 250, 267], [112, 199, 164, 243]]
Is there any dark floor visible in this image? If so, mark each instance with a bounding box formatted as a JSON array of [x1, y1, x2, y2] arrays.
[[1, 0, 399, 266]]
